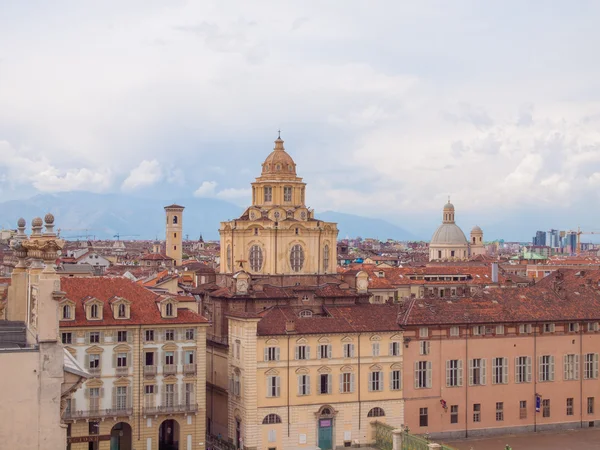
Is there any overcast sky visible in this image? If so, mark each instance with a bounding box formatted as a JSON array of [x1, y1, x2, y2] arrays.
[[1, 1, 600, 239]]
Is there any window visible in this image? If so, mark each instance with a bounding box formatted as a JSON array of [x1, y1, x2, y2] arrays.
[[340, 372, 354, 393], [265, 346, 280, 361], [451, 405, 459, 424], [89, 332, 100, 344], [519, 400, 527, 419], [469, 358, 486, 386], [298, 309, 312, 318], [473, 404, 481, 422], [249, 245, 263, 271], [543, 323, 555, 333], [117, 353, 128, 368], [89, 388, 100, 411], [184, 383, 194, 406], [495, 325, 505, 335], [290, 244, 305, 272], [564, 354, 580, 380], [226, 245, 232, 271], [419, 341, 430, 356], [343, 343, 355, 358], [263, 414, 282, 424], [165, 384, 175, 407], [233, 371, 241, 396], [323, 244, 330, 272], [184, 350, 195, 364], [89, 353, 100, 369], [90, 304, 99, 319], [449, 326, 460, 337], [319, 374, 332, 394], [584, 353, 599, 379], [372, 342, 380, 357], [367, 407, 385, 417], [61, 332, 72, 344], [588, 397, 595, 414], [235, 340, 241, 360], [295, 345, 309, 360], [543, 399, 551, 418], [519, 324, 532, 334], [496, 402, 504, 421], [492, 357, 508, 384], [415, 361, 432, 389], [145, 330, 155, 342], [588, 322, 599, 332], [419, 408, 428, 427], [185, 328, 194, 340], [283, 186, 292, 202], [419, 327, 429, 338], [369, 371, 383, 391], [297, 374, 310, 395], [164, 351, 174, 366], [117, 331, 128, 343], [115, 386, 127, 410], [515, 356, 532, 383], [165, 329, 175, 341], [566, 398, 574, 416], [266, 376, 280, 397], [145, 351, 155, 366], [451, 250, 455, 257], [172, 215, 178, 224], [166, 303, 174, 317], [569, 322, 579, 332], [389, 341, 400, 356], [472, 325, 485, 336], [145, 384, 155, 395], [391, 370, 401, 390], [118, 304, 126, 318], [539, 355, 555, 382], [318, 344, 332, 359], [62, 304, 71, 320], [264, 186, 272, 202], [446, 360, 463, 387]]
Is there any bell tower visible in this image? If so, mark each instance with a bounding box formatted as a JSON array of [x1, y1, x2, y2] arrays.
[[164, 204, 184, 266]]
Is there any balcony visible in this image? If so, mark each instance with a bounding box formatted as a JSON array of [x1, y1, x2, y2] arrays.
[[163, 364, 177, 376], [183, 364, 196, 375], [142, 403, 198, 415], [115, 367, 129, 377], [62, 408, 133, 421], [88, 367, 101, 377], [207, 334, 228, 346], [143, 365, 157, 377]]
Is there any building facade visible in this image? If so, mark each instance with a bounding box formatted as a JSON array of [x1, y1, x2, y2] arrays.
[[60, 276, 208, 450]]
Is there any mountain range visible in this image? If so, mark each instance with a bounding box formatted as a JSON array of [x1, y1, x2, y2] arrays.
[[0, 192, 418, 242]]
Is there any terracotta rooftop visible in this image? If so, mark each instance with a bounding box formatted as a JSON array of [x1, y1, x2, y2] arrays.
[[140, 253, 174, 261], [60, 276, 207, 327]]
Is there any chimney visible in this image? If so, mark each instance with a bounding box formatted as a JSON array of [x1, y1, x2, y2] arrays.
[[491, 262, 499, 283], [285, 320, 296, 333]]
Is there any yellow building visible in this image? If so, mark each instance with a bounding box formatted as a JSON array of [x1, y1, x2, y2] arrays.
[[59, 276, 209, 450], [219, 135, 338, 275], [227, 304, 404, 450]]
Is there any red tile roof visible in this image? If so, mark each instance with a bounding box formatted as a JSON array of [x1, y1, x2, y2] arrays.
[[140, 253, 174, 261], [60, 276, 207, 327]]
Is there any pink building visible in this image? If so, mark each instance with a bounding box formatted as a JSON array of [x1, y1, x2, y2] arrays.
[[400, 269, 600, 440]]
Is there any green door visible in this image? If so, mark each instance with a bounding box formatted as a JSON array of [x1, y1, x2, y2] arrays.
[[318, 419, 333, 450], [110, 436, 119, 450]]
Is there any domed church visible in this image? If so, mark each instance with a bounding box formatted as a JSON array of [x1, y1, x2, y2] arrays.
[[219, 135, 338, 275], [429, 199, 485, 261]]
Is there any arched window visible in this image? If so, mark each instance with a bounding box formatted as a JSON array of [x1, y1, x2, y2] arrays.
[[249, 245, 263, 272], [290, 244, 305, 272], [173, 215, 178, 224], [118, 304, 126, 318], [62, 304, 71, 320], [90, 304, 99, 319], [367, 407, 385, 417], [320, 408, 332, 416], [233, 370, 241, 396], [323, 245, 330, 272], [299, 310, 312, 318], [262, 414, 282, 424], [166, 303, 173, 317]]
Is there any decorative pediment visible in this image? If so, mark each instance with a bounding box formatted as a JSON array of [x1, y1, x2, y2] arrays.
[[317, 366, 331, 374], [113, 344, 131, 353], [265, 338, 279, 345], [161, 343, 178, 351], [59, 298, 76, 321], [296, 337, 308, 344], [159, 296, 178, 318], [341, 336, 354, 343], [163, 375, 178, 383], [85, 378, 104, 388], [390, 334, 402, 341], [113, 377, 131, 387], [295, 367, 310, 375], [82, 296, 103, 321], [110, 296, 131, 320], [370, 335, 382, 341], [340, 365, 354, 373], [390, 363, 403, 370], [370, 364, 383, 371], [265, 368, 280, 376], [318, 337, 330, 343], [85, 345, 104, 354]]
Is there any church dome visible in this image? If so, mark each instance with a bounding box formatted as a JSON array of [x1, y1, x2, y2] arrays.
[[444, 201, 455, 211], [471, 225, 483, 234], [261, 136, 297, 177], [430, 223, 469, 246]]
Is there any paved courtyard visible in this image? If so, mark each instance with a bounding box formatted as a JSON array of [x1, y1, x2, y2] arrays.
[[445, 427, 600, 450]]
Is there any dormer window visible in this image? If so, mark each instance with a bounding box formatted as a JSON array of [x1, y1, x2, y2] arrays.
[[91, 304, 99, 319], [299, 310, 312, 318], [118, 304, 126, 318], [61, 304, 73, 320], [166, 303, 173, 317]]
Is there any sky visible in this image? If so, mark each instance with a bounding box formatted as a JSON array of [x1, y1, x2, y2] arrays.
[[1, 1, 600, 240]]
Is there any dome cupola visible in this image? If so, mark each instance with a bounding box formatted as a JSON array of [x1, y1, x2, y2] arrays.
[[261, 133, 297, 178]]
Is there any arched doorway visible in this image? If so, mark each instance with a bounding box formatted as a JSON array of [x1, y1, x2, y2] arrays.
[[159, 419, 180, 450], [110, 422, 132, 450], [316, 405, 336, 450]]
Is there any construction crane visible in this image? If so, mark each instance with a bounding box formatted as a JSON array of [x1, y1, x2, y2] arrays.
[[574, 226, 600, 255], [57, 228, 94, 239], [113, 233, 140, 241]]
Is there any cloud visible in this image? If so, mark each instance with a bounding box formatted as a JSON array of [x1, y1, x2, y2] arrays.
[[194, 181, 218, 197], [121, 160, 163, 190]]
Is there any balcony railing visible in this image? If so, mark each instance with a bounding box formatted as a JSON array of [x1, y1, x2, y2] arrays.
[[142, 403, 198, 415], [183, 364, 196, 375], [207, 334, 228, 346], [163, 364, 177, 375], [88, 367, 101, 377], [62, 408, 133, 421], [143, 365, 157, 376], [115, 367, 129, 376]]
